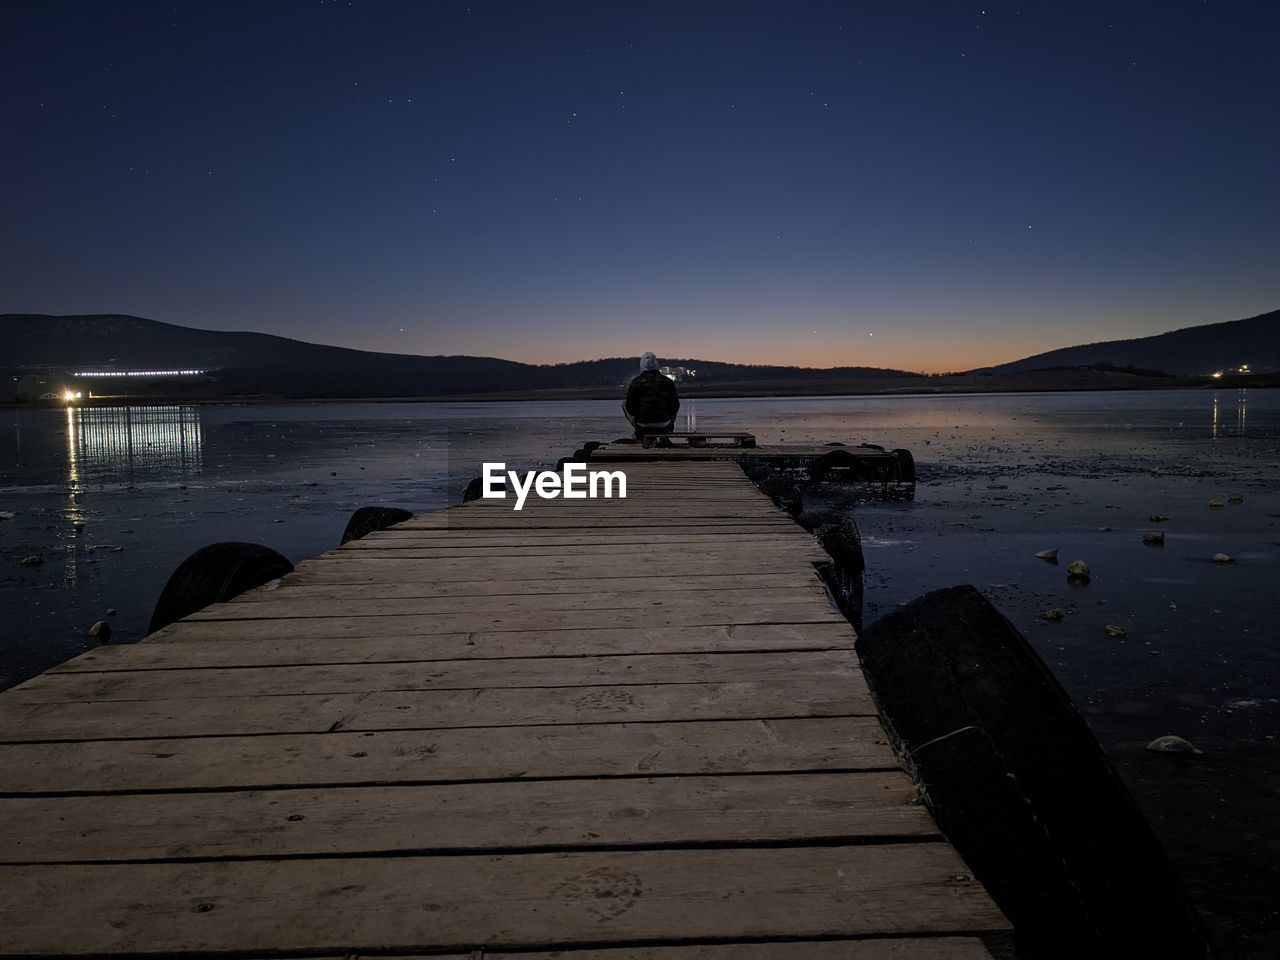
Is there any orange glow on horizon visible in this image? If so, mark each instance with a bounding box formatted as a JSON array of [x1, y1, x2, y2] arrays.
[[489, 336, 1054, 375]]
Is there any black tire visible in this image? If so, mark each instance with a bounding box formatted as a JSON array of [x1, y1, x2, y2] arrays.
[[462, 476, 484, 502], [148, 542, 293, 635], [757, 471, 802, 517], [808, 516, 864, 629], [808, 448, 872, 482], [891, 448, 916, 483], [857, 586, 1213, 959], [340, 506, 415, 545], [796, 507, 843, 531]]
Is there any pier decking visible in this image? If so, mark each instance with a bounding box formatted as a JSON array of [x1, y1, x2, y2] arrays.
[[0, 461, 1008, 957]]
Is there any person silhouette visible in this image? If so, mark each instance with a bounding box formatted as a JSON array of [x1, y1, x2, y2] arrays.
[[623, 351, 680, 441]]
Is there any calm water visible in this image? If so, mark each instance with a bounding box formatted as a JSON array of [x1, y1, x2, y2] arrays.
[[2, 390, 1278, 954]]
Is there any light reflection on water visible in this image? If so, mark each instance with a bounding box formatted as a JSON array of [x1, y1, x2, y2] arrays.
[[65, 405, 203, 486], [1210, 390, 1249, 440]]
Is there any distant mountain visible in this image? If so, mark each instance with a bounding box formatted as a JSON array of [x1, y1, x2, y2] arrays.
[[0, 314, 910, 399], [989, 309, 1280, 376], [7, 309, 1276, 402]]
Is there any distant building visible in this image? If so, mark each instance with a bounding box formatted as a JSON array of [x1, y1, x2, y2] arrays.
[[658, 366, 696, 382]]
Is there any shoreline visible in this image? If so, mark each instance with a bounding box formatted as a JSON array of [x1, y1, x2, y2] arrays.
[[2, 372, 1273, 410]]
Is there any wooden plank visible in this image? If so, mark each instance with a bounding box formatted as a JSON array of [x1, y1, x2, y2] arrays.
[[453, 944, 991, 960], [10, 650, 860, 703], [369, 522, 800, 534], [289, 556, 830, 584], [233, 571, 824, 601], [0, 717, 895, 794], [52, 622, 855, 672], [404, 503, 789, 514], [189, 948, 991, 960], [359, 943, 996, 960], [151, 604, 845, 637], [0, 845, 1005, 955], [0, 771, 932, 862], [337, 540, 824, 559], [431, 508, 783, 519], [423, 509, 789, 520], [0, 676, 873, 742], [198, 585, 829, 620], [364, 527, 805, 541]]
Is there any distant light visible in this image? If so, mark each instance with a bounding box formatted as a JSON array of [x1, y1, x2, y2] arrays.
[[1211, 371, 1223, 379]]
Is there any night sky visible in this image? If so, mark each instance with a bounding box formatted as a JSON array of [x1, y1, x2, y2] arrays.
[[3, 1, 1277, 371]]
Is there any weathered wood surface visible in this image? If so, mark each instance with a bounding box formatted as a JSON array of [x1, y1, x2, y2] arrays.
[[261, 944, 996, 960], [0, 771, 933, 861], [6, 846, 1000, 955], [48, 622, 855, 672], [0, 677, 873, 741], [10, 650, 860, 702], [0, 460, 1005, 957]]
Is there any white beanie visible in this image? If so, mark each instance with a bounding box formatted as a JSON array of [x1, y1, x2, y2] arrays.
[[640, 351, 659, 371]]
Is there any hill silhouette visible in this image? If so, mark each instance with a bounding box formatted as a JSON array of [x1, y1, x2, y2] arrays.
[[986, 309, 1279, 376], [1, 314, 908, 399], [5, 309, 1277, 401]]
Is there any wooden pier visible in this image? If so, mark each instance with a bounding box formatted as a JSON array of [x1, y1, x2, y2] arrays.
[[0, 461, 1008, 957]]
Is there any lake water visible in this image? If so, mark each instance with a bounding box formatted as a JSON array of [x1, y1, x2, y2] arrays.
[[2, 390, 1278, 955]]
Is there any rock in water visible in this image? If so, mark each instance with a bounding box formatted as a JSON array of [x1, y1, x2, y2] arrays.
[[1146, 735, 1201, 755], [1149, 514, 1168, 522], [1208, 499, 1224, 509], [1037, 608, 1065, 622], [1105, 624, 1127, 637], [21, 555, 43, 566], [88, 621, 112, 642], [1228, 493, 1243, 503], [1142, 531, 1165, 545], [1034, 548, 1058, 561], [1212, 553, 1233, 564], [1066, 560, 1090, 582]]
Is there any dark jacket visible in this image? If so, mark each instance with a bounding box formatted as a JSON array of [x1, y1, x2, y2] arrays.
[[625, 370, 680, 424]]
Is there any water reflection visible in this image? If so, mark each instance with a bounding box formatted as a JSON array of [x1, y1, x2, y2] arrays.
[[65, 405, 203, 484], [1209, 390, 1248, 440]]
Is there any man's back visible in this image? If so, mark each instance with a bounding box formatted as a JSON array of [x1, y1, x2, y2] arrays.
[[625, 369, 680, 425]]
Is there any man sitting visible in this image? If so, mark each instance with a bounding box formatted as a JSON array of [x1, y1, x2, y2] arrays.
[[623, 351, 680, 441]]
